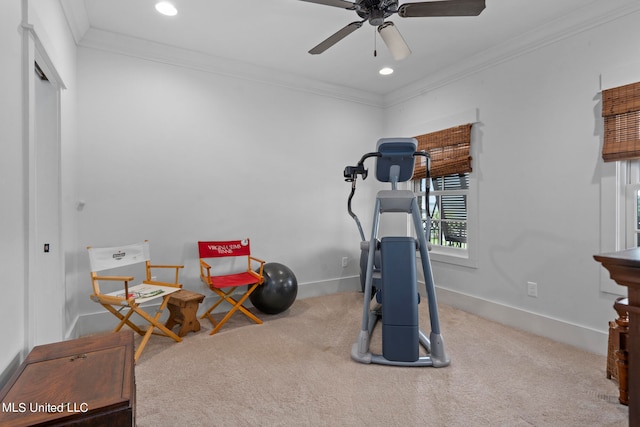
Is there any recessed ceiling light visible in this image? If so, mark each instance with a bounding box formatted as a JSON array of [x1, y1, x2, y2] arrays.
[[155, 2, 177, 16], [379, 67, 394, 76]]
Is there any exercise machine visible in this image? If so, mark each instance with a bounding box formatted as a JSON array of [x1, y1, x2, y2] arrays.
[[343, 137, 450, 367]]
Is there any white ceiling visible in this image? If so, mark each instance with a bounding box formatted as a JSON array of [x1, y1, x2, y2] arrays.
[[62, 0, 636, 97]]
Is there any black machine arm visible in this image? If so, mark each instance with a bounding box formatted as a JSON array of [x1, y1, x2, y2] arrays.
[[344, 152, 380, 242], [343, 151, 381, 182], [413, 150, 430, 201], [346, 180, 366, 241]]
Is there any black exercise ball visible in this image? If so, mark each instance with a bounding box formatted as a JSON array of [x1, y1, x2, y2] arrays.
[[250, 262, 298, 314]]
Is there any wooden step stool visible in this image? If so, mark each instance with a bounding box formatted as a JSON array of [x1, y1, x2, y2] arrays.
[[165, 289, 205, 337]]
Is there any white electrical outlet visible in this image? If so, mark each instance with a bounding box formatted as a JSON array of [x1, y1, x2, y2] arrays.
[[527, 281, 538, 297], [342, 257, 348, 268]]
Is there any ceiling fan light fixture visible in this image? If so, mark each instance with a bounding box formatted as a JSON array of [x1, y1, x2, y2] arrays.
[[378, 22, 411, 61], [155, 2, 178, 16], [379, 67, 394, 75]]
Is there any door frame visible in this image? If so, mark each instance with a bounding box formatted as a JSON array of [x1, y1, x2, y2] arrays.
[[21, 2, 67, 353]]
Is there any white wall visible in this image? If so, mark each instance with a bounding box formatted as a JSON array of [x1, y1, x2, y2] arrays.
[[74, 47, 380, 330], [0, 0, 27, 382], [384, 9, 640, 353]]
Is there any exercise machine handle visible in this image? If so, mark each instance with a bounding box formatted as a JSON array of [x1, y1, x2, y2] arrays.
[[343, 152, 380, 182]]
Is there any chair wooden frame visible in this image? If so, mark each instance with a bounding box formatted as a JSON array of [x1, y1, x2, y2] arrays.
[[87, 241, 184, 362], [198, 239, 266, 335]]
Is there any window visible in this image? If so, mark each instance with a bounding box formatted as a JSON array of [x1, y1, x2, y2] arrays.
[[624, 160, 640, 249], [411, 123, 476, 266], [600, 80, 640, 294], [631, 184, 640, 246], [414, 173, 469, 249], [602, 81, 640, 249]]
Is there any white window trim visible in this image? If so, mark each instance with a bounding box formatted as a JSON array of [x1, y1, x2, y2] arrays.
[[614, 162, 640, 246], [626, 165, 640, 249], [599, 161, 633, 296], [417, 171, 478, 268]]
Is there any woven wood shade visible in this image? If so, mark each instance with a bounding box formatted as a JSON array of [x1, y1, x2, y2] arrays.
[[602, 82, 640, 162], [413, 124, 472, 179]]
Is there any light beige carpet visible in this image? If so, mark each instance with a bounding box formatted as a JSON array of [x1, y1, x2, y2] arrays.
[[134, 292, 628, 426]]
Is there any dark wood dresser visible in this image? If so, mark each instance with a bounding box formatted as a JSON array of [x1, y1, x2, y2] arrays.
[[0, 331, 135, 426], [595, 248, 640, 426]]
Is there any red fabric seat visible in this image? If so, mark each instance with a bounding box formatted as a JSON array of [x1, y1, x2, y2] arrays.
[[205, 271, 259, 289]]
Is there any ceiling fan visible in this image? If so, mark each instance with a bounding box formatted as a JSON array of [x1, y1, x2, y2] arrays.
[[300, 0, 486, 60]]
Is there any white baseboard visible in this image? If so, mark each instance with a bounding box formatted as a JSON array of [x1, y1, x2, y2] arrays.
[[64, 314, 80, 341], [296, 276, 360, 299], [0, 352, 22, 389], [74, 277, 606, 356], [434, 287, 608, 356], [76, 276, 361, 336]]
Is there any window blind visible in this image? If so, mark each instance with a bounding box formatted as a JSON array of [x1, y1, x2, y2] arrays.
[[412, 123, 472, 179], [602, 81, 640, 162]]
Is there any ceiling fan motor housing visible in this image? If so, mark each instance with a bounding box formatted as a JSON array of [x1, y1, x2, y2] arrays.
[[356, 0, 399, 26]]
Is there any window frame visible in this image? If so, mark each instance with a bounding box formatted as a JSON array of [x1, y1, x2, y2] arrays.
[[600, 159, 639, 296], [410, 170, 478, 268], [400, 109, 479, 268], [624, 160, 640, 249], [597, 68, 640, 294]]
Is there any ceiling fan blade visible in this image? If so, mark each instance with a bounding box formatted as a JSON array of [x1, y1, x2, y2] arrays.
[[309, 21, 364, 55], [378, 22, 411, 61], [298, 0, 356, 10], [398, 0, 486, 18]]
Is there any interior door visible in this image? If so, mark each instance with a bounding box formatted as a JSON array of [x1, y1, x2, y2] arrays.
[[31, 62, 63, 346]]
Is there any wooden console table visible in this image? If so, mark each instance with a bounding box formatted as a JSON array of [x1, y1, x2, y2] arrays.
[[595, 248, 640, 426], [0, 331, 135, 426]]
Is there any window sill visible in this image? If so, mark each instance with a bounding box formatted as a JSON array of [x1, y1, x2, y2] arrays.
[[423, 246, 478, 268]]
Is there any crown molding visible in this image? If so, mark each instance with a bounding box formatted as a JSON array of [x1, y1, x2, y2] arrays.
[[383, 0, 640, 107], [58, 0, 382, 106], [78, 28, 384, 108]]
